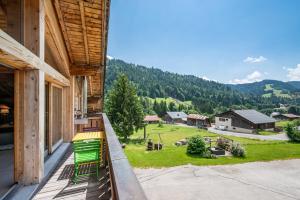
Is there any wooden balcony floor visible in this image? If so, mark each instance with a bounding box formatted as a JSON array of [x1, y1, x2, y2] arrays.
[[33, 149, 111, 200]]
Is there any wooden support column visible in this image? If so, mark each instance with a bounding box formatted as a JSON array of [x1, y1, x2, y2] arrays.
[[14, 0, 45, 185], [23, 0, 45, 59], [14, 70, 45, 185], [63, 76, 75, 142]]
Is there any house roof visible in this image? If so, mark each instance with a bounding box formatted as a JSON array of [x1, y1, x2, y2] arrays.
[[166, 112, 187, 119], [233, 109, 276, 124], [144, 115, 161, 122], [281, 113, 300, 118], [187, 114, 208, 120]]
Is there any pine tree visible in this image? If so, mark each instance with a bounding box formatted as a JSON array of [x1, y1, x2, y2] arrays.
[[168, 102, 176, 111], [106, 74, 144, 139]]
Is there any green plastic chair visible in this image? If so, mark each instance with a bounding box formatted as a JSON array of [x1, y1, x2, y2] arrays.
[[72, 139, 100, 182]]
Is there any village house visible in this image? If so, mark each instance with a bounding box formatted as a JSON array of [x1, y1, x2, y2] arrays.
[[215, 110, 276, 134], [144, 115, 161, 124], [187, 114, 211, 127], [272, 113, 300, 121], [164, 111, 187, 124]]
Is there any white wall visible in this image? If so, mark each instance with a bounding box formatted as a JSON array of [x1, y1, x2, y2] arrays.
[[215, 117, 255, 134], [215, 117, 232, 130]]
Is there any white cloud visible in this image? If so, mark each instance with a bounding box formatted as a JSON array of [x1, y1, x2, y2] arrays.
[[202, 76, 210, 81], [107, 55, 114, 60], [229, 70, 263, 84], [287, 64, 300, 80], [243, 56, 267, 63]]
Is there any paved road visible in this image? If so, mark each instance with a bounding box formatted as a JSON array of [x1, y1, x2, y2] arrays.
[[135, 159, 300, 200], [208, 127, 289, 141]]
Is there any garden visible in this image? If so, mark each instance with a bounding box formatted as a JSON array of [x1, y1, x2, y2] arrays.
[[123, 124, 300, 168]]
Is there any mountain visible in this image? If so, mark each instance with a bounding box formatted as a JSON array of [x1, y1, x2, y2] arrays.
[[105, 59, 300, 115], [229, 80, 300, 98]]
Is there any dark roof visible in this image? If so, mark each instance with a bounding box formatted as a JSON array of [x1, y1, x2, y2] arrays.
[[233, 110, 276, 124], [166, 112, 187, 119]]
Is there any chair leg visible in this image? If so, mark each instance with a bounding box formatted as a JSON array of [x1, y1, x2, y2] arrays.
[[73, 163, 78, 183]]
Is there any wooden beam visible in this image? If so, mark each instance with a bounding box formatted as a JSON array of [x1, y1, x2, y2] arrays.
[[79, 0, 90, 65], [14, 70, 45, 185], [63, 76, 75, 142], [23, 0, 45, 59], [6, 0, 21, 42], [44, 0, 70, 77], [0, 29, 70, 86], [70, 66, 101, 76], [88, 76, 93, 96], [53, 0, 73, 63]]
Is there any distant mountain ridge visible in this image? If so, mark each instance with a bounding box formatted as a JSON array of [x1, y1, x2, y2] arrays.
[[105, 59, 300, 114], [229, 80, 300, 98]]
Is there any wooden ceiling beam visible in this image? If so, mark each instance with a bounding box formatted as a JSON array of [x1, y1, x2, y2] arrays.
[[53, 0, 73, 64], [70, 66, 101, 76], [44, 0, 70, 77], [79, 0, 90, 65]]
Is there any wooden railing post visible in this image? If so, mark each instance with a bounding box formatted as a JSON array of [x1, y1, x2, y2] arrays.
[[102, 113, 147, 200]]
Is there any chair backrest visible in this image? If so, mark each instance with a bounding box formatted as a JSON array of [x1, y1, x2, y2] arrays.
[[73, 139, 100, 153], [83, 127, 100, 132]]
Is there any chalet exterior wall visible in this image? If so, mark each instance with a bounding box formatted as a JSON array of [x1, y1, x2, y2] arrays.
[[215, 110, 275, 134]]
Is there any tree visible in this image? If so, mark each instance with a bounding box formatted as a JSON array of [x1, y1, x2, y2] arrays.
[[106, 74, 144, 139], [168, 102, 176, 111]]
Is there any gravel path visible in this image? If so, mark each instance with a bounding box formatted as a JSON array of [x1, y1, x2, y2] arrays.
[[135, 159, 300, 200]]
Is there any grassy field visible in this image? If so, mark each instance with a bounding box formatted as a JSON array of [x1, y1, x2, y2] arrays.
[[145, 97, 192, 107], [124, 124, 300, 168], [263, 84, 291, 98], [258, 130, 281, 135], [276, 120, 292, 128]]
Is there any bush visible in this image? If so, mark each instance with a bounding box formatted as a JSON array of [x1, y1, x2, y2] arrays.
[[216, 137, 232, 151], [231, 143, 246, 157], [158, 121, 164, 127], [187, 135, 206, 155], [285, 123, 300, 142], [202, 150, 217, 159]]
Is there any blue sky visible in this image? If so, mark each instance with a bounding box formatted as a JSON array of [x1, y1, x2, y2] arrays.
[[107, 0, 300, 84]]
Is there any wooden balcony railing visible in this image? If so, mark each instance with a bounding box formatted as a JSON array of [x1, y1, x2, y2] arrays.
[[102, 113, 147, 200]]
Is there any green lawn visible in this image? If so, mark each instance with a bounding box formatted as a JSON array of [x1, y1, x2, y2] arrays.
[[276, 120, 292, 128], [123, 124, 300, 168], [257, 130, 281, 135]]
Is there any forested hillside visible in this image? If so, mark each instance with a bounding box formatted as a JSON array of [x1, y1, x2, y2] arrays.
[[229, 80, 300, 98], [105, 59, 300, 115]]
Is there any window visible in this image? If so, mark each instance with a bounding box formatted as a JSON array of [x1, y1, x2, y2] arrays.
[[219, 117, 227, 122]]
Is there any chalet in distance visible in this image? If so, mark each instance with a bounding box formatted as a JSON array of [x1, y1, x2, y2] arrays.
[[0, 0, 146, 200], [187, 114, 211, 127], [215, 110, 276, 134], [272, 113, 300, 121], [144, 115, 161, 124], [164, 111, 187, 124]]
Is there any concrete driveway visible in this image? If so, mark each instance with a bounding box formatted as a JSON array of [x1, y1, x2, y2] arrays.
[[208, 127, 289, 141], [135, 159, 300, 200]]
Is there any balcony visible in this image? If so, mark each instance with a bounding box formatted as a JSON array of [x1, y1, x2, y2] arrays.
[[32, 114, 147, 200]]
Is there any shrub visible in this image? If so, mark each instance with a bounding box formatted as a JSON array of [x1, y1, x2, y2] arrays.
[[202, 150, 217, 159], [231, 142, 246, 157], [216, 137, 232, 151], [187, 135, 206, 155], [285, 123, 300, 142], [158, 121, 164, 128]]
